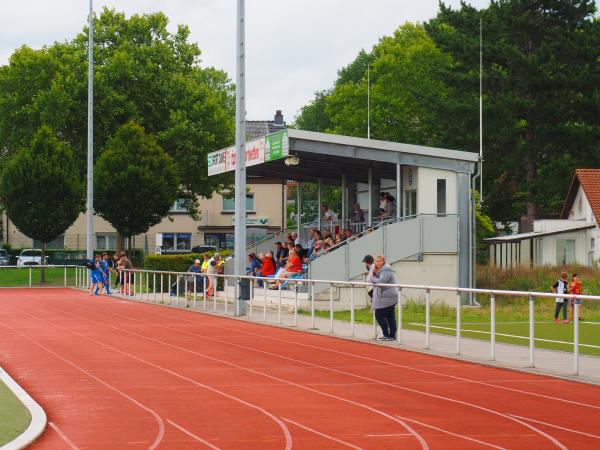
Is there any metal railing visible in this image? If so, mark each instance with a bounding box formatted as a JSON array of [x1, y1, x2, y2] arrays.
[[0, 265, 79, 288], [84, 268, 600, 379]]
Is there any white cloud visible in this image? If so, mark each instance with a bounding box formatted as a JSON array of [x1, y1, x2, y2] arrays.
[[0, 0, 490, 121]]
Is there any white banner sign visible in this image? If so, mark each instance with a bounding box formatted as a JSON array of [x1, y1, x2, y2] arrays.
[[231, 217, 270, 226]]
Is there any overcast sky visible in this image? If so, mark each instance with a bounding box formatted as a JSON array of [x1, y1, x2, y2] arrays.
[[1, 1, 490, 122]]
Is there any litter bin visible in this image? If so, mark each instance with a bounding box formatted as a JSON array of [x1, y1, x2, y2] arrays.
[[238, 278, 250, 300]]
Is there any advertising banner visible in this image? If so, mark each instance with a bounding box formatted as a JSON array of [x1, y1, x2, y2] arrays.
[[207, 130, 289, 176]]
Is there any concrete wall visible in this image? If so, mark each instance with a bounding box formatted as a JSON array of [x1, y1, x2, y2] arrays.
[[416, 167, 457, 216]]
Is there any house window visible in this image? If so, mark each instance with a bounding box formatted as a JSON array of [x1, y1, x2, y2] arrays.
[[96, 234, 117, 250], [404, 190, 417, 217], [222, 194, 255, 213], [170, 199, 189, 213], [161, 233, 192, 252], [436, 179, 446, 216], [204, 233, 234, 250], [33, 235, 64, 249], [591, 238, 595, 249]]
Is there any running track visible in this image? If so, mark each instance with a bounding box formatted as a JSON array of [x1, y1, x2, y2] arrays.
[[1, 289, 600, 449]]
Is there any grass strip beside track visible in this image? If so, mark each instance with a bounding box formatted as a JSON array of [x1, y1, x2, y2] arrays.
[[0, 267, 76, 288], [0, 378, 31, 446]]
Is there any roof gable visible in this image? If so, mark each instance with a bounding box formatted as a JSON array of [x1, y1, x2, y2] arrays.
[[561, 169, 600, 220]]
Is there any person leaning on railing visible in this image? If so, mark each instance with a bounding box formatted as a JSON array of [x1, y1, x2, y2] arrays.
[[365, 254, 398, 341]]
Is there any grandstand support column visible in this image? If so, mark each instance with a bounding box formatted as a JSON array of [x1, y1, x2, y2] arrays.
[[297, 182, 301, 238], [367, 169, 372, 227], [396, 164, 401, 220], [234, 0, 247, 316], [341, 174, 347, 227], [317, 179, 322, 231]]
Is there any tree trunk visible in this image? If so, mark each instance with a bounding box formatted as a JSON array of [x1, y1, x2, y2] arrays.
[[117, 232, 125, 254], [521, 159, 538, 232], [40, 241, 46, 284]]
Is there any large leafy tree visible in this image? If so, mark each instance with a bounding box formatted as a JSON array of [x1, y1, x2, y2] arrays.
[[0, 126, 84, 279], [426, 0, 600, 226], [0, 8, 234, 215], [94, 122, 179, 244]]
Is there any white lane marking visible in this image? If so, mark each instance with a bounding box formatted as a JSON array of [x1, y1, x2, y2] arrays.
[[48, 422, 80, 450], [364, 433, 412, 437], [394, 417, 429, 450], [395, 415, 507, 450], [283, 417, 363, 450], [52, 303, 567, 449], [167, 419, 221, 450], [0, 322, 165, 450], [507, 414, 600, 440], [9, 306, 292, 450], [409, 323, 600, 349], [105, 299, 600, 411], [506, 415, 567, 450]]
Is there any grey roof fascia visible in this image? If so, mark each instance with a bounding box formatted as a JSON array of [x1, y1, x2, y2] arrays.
[[484, 224, 595, 243]]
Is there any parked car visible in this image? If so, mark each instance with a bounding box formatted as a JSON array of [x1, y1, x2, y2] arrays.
[[16, 249, 49, 266], [191, 245, 218, 254], [0, 249, 10, 266]]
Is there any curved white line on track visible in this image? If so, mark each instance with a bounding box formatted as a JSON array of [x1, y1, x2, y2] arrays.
[[7, 306, 292, 450], [46, 303, 567, 449], [0, 323, 165, 450], [48, 422, 80, 450], [507, 414, 600, 440], [507, 415, 568, 450], [394, 417, 429, 450], [130, 305, 600, 412], [282, 417, 363, 450], [395, 415, 507, 450], [167, 419, 221, 450]]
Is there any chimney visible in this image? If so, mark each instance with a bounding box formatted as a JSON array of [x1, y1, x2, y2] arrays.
[[274, 110, 284, 126]]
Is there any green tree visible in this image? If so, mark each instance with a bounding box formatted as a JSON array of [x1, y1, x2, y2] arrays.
[[0, 8, 234, 215], [94, 122, 179, 247], [426, 0, 600, 225], [0, 126, 84, 280]]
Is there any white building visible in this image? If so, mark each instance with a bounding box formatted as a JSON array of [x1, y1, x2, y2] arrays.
[[486, 169, 600, 268]]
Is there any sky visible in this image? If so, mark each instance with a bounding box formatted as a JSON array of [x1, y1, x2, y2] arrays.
[[1, 0, 490, 122]]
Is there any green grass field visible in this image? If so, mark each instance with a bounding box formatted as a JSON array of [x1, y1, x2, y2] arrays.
[[302, 299, 600, 356], [0, 380, 31, 446], [0, 267, 77, 287]]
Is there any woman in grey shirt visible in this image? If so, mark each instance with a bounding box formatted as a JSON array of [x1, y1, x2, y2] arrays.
[[367, 255, 398, 341]]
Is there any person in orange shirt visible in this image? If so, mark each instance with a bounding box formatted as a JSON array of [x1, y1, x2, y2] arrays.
[[269, 249, 302, 289], [568, 273, 583, 321], [257, 253, 275, 287]]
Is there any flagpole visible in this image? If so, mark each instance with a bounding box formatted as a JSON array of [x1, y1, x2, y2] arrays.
[[86, 0, 94, 261]]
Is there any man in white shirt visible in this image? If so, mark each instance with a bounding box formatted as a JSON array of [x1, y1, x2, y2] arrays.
[[320, 203, 339, 222]]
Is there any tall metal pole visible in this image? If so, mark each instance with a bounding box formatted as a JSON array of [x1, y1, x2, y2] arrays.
[[367, 64, 371, 139], [86, 0, 94, 261], [234, 0, 247, 316], [479, 17, 483, 205]]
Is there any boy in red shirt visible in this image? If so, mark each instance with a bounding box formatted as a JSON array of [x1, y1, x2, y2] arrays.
[[568, 273, 583, 321]]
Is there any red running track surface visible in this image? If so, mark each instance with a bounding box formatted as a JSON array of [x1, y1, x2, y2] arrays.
[[1, 288, 599, 449]]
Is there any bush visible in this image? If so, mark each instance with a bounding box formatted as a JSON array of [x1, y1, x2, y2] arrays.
[[144, 250, 232, 272]]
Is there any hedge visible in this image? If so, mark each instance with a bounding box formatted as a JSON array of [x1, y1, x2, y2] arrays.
[[144, 250, 233, 272]]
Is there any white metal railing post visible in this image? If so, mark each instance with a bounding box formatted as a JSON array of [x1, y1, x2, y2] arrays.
[[224, 278, 229, 315], [193, 275, 197, 309], [146, 271, 149, 299], [490, 294, 496, 360], [64, 265, 67, 286], [294, 281, 298, 326], [278, 283, 282, 324], [203, 276, 207, 310], [29, 266, 32, 287], [213, 279, 217, 312], [372, 309, 377, 340], [397, 288, 402, 343], [263, 281, 267, 321], [329, 283, 334, 333], [153, 273, 156, 302], [133, 272, 137, 298], [310, 282, 315, 329], [140, 271, 143, 300], [350, 285, 355, 336], [574, 303, 579, 375], [176, 274, 180, 307], [160, 273, 164, 303], [456, 291, 461, 355], [425, 289, 431, 349], [248, 279, 253, 319], [529, 295, 535, 368], [168, 274, 171, 303]]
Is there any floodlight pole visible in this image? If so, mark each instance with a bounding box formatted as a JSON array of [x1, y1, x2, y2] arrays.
[[86, 0, 94, 261], [234, 0, 247, 316]]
